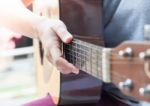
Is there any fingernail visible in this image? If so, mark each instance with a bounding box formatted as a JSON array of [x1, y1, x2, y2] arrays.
[[65, 34, 73, 43]]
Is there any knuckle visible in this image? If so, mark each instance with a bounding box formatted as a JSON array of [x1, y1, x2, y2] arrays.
[[57, 20, 65, 26], [54, 20, 66, 29], [45, 39, 57, 49], [59, 28, 67, 36], [45, 41, 52, 49]]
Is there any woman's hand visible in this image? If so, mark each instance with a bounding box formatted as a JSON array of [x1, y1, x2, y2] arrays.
[[32, 0, 79, 74], [34, 18, 79, 74]]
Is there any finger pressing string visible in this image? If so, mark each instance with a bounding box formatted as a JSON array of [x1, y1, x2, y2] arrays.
[[52, 21, 73, 43], [55, 57, 79, 74]]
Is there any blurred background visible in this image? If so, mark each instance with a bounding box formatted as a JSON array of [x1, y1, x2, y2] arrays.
[[0, 27, 37, 106]]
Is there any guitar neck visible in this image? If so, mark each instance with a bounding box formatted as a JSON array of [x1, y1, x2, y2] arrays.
[[63, 38, 150, 102], [63, 38, 111, 82]]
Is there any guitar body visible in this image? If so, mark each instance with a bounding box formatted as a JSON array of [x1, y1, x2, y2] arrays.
[[33, 0, 150, 105], [59, 0, 103, 105], [33, 0, 104, 105]]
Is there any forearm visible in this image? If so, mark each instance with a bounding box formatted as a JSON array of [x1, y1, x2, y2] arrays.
[[0, 0, 79, 74], [0, 0, 42, 38]]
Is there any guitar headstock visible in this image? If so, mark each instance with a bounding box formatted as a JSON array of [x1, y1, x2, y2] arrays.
[[111, 41, 150, 102]]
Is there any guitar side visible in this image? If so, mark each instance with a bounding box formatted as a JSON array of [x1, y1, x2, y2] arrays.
[[33, 0, 60, 105]]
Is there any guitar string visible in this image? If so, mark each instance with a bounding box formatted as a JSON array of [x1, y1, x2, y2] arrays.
[[64, 42, 103, 79], [64, 44, 146, 61], [66, 39, 149, 60], [63, 43, 145, 68], [64, 48, 145, 64], [63, 44, 146, 85], [66, 53, 144, 84], [64, 49, 146, 62], [66, 49, 144, 64], [66, 53, 140, 78], [63, 39, 148, 85], [64, 53, 136, 81], [65, 52, 141, 85]]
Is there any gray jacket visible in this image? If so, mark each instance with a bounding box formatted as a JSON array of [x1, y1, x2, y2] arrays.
[[103, 0, 150, 47]]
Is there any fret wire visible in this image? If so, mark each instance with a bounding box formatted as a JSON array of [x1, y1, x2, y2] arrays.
[[65, 44, 90, 54], [91, 48, 95, 74], [72, 39, 102, 49], [72, 41, 105, 69], [75, 42, 78, 67], [70, 43, 73, 64], [68, 39, 103, 52], [65, 53, 82, 64], [73, 42, 76, 64], [95, 47, 99, 78], [65, 44, 69, 62], [80, 43, 83, 69], [65, 48, 90, 59], [85, 44, 89, 70], [96, 50, 99, 78], [65, 52, 102, 66], [64, 48, 102, 60], [66, 45, 145, 64], [85, 52, 87, 72], [65, 52, 87, 72], [98, 49, 102, 78], [91, 48, 96, 78], [63, 38, 103, 78], [92, 47, 97, 76], [80, 47, 82, 69], [65, 40, 102, 51], [95, 47, 101, 78], [66, 45, 69, 62], [72, 39, 143, 59], [70, 44, 72, 64], [83, 43, 86, 71], [76, 44, 79, 68], [66, 44, 103, 66], [74, 42, 77, 66], [65, 52, 102, 75], [73, 44, 75, 65], [65, 45, 87, 56], [77, 44, 102, 57], [90, 47, 92, 76], [65, 40, 145, 83], [66, 43, 102, 54], [65, 50, 103, 65], [65, 47, 103, 65]]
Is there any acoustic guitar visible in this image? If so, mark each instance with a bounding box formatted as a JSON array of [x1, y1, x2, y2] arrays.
[[32, 0, 150, 105]]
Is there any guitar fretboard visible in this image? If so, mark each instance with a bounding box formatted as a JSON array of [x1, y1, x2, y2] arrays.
[[63, 39, 104, 79]]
